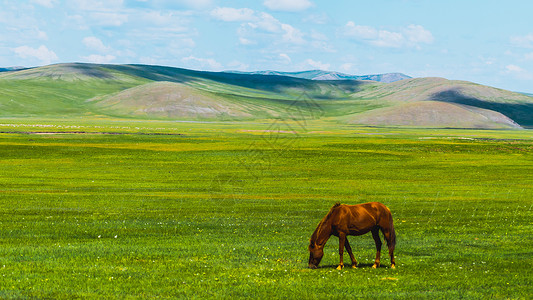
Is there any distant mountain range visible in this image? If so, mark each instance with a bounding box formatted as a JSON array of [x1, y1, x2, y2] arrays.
[[0, 66, 25, 72], [228, 70, 411, 83], [1, 63, 532, 129]]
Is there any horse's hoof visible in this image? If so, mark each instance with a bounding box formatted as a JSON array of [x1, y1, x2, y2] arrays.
[[391, 264, 396, 269], [336, 265, 343, 270], [351, 265, 357, 269], [372, 264, 379, 269]]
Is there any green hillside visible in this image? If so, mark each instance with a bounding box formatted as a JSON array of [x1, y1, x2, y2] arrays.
[[1, 63, 532, 128], [0, 64, 149, 117]]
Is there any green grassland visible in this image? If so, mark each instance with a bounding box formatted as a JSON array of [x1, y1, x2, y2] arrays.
[[0, 119, 531, 298]]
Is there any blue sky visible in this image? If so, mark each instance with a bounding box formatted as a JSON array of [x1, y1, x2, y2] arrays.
[[1, 0, 533, 92]]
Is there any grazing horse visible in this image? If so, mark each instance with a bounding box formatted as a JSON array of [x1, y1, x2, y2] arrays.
[[308, 202, 396, 270]]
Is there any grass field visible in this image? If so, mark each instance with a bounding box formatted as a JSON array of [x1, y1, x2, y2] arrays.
[[0, 118, 531, 298]]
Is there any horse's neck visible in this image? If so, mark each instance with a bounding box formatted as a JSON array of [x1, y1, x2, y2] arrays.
[[315, 219, 332, 246]]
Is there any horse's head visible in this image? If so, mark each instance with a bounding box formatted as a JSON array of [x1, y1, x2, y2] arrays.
[[308, 242, 324, 269]]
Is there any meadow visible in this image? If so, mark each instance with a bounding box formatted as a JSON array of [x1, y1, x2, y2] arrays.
[[0, 118, 531, 299]]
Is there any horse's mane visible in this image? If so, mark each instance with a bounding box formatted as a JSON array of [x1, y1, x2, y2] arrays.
[[310, 202, 341, 245]]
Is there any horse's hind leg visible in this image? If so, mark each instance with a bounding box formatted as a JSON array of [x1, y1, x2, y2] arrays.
[[344, 237, 357, 268], [382, 228, 396, 269], [371, 228, 382, 268]]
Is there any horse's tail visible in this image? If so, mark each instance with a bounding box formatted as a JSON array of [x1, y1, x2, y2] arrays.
[[386, 209, 396, 267], [382, 204, 396, 249], [389, 216, 396, 248]]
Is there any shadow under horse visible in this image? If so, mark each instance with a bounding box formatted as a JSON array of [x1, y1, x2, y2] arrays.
[[308, 202, 396, 270]]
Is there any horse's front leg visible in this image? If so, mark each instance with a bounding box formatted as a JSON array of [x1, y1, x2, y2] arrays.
[[337, 232, 346, 270], [344, 237, 357, 268]]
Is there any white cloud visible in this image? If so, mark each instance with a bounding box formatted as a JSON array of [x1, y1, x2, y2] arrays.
[[90, 12, 128, 26], [304, 59, 330, 70], [237, 12, 305, 46], [71, 0, 124, 11], [227, 60, 249, 71], [81, 54, 116, 64], [174, 0, 213, 10], [308, 30, 335, 53], [505, 64, 533, 80], [263, 0, 313, 12], [30, 0, 58, 8], [211, 7, 255, 22], [279, 53, 291, 64], [280, 23, 305, 44], [506, 64, 523, 73], [342, 22, 434, 48], [340, 63, 355, 73], [82, 36, 110, 53], [303, 13, 329, 25], [67, 15, 88, 30], [182, 56, 223, 71], [255, 12, 282, 33], [139, 56, 159, 65], [343, 22, 377, 40], [239, 36, 255, 45], [372, 30, 404, 48], [35, 29, 48, 40], [12, 45, 58, 65], [510, 33, 533, 48], [404, 24, 434, 44], [310, 30, 327, 41], [140, 11, 189, 27]]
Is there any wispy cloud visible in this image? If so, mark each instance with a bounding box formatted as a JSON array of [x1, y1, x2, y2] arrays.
[[89, 12, 128, 26], [81, 54, 116, 64], [226, 60, 249, 71], [341, 22, 434, 49], [211, 7, 255, 22], [279, 53, 291, 64], [182, 55, 223, 70], [504, 64, 533, 80], [303, 58, 330, 70], [263, 0, 313, 12], [510, 33, 533, 48], [82, 36, 110, 53], [168, 0, 213, 10], [340, 63, 355, 73], [30, 0, 58, 8], [303, 13, 329, 25], [214, 8, 306, 47], [71, 0, 124, 12], [240, 12, 305, 45]]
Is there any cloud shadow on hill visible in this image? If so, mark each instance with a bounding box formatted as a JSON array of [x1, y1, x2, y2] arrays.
[[431, 89, 533, 127], [106, 64, 368, 98]]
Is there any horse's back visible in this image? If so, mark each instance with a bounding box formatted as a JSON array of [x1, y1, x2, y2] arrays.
[[343, 202, 391, 217], [328, 202, 386, 235], [341, 202, 393, 227]]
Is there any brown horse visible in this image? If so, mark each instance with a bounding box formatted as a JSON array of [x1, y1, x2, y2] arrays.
[[308, 202, 396, 270]]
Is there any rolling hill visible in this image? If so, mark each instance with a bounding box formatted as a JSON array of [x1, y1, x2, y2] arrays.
[[1, 63, 532, 129]]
